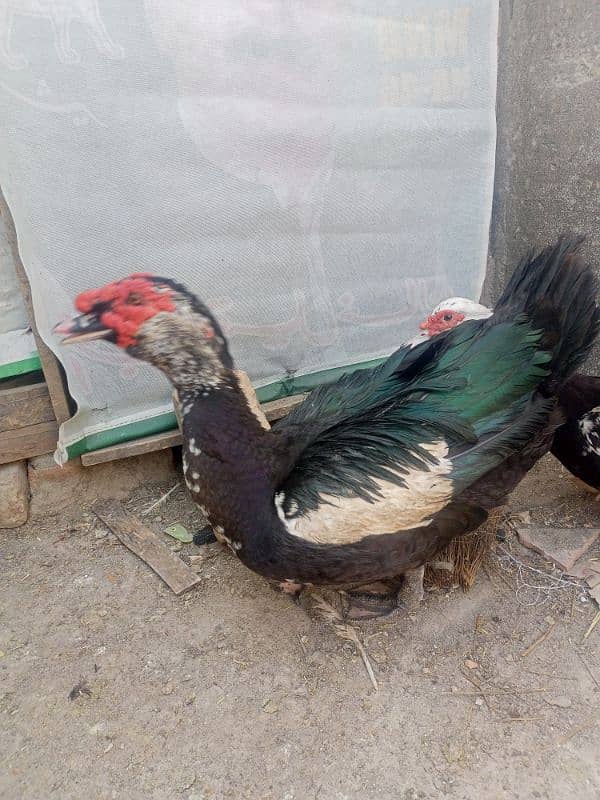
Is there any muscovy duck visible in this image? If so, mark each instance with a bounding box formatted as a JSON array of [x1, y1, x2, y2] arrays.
[[55, 238, 599, 618], [420, 296, 600, 495]]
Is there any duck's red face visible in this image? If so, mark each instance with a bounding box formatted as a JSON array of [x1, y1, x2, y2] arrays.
[[55, 275, 183, 348], [419, 309, 465, 337]]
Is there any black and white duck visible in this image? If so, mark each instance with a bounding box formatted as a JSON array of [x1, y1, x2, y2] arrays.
[[55, 238, 599, 617]]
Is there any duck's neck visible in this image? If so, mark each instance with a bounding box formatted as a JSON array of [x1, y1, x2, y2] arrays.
[[179, 370, 287, 540]]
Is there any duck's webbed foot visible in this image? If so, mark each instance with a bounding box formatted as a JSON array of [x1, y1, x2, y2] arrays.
[[342, 580, 403, 620]]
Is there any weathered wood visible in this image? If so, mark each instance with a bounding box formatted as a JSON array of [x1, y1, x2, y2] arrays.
[[81, 430, 182, 466], [0, 191, 73, 425], [263, 393, 306, 421], [235, 370, 270, 429], [0, 421, 59, 464], [81, 392, 306, 466], [93, 500, 202, 595], [0, 382, 55, 432]]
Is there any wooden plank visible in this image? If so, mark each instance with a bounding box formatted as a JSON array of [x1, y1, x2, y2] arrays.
[[0, 191, 73, 425], [0, 421, 59, 464], [263, 393, 306, 421], [81, 391, 307, 466], [81, 430, 182, 466], [0, 382, 55, 432], [93, 500, 202, 595]]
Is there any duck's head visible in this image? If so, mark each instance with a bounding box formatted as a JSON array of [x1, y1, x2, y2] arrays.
[[54, 274, 233, 388], [419, 297, 492, 336]]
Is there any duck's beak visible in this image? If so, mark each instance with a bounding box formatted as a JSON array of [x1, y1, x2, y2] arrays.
[[53, 313, 112, 345], [418, 317, 431, 331]]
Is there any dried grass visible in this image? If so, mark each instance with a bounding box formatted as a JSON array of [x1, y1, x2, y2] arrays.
[[424, 507, 502, 591]]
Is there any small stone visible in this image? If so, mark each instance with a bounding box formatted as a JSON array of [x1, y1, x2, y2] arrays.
[[89, 722, 111, 738], [475, 697, 484, 706], [464, 659, 479, 670], [262, 698, 280, 714], [545, 695, 572, 709], [516, 526, 599, 572], [161, 683, 174, 696]]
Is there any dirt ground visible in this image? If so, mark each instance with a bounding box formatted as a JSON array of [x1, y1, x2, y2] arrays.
[[1, 454, 599, 800]]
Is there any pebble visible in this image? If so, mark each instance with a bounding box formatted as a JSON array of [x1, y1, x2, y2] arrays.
[[545, 695, 572, 709], [89, 722, 111, 738]]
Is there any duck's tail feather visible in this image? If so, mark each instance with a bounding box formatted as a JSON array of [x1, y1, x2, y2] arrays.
[[493, 236, 600, 387]]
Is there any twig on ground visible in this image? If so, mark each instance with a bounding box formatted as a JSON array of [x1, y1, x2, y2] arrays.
[[142, 483, 180, 516]]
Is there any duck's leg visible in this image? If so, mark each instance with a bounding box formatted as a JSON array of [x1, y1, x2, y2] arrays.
[[397, 565, 425, 610]]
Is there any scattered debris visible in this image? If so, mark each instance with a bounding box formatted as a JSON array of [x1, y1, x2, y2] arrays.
[[515, 526, 599, 572], [583, 610, 600, 641], [497, 546, 583, 606], [310, 594, 378, 692], [141, 483, 180, 516], [521, 618, 556, 657], [464, 659, 479, 670], [163, 523, 193, 543], [262, 698, 280, 714], [69, 680, 92, 701], [542, 716, 599, 751], [93, 500, 201, 596]]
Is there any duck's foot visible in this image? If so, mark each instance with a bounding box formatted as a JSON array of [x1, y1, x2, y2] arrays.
[[342, 581, 402, 620], [193, 526, 217, 546]]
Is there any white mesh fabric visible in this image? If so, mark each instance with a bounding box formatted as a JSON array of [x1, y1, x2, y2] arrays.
[[0, 1, 498, 460]]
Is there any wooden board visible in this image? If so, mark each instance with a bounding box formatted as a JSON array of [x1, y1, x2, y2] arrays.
[[1, 191, 73, 426], [0, 421, 59, 465], [0, 382, 55, 433], [81, 430, 182, 466], [93, 500, 202, 595], [81, 392, 306, 466]]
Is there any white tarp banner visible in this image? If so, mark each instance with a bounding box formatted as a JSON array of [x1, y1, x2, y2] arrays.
[[0, 206, 38, 378], [0, 1, 498, 460]]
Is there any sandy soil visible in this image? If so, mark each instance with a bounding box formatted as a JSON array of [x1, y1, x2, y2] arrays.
[[1, 454, 599, 800]]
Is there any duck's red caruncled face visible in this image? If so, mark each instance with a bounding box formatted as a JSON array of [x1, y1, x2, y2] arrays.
[[74, 275, 176, 347], [419, 309, 465, 337]]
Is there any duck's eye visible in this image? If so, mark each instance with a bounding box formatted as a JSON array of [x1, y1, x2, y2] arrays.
[[128, 292, 143, 305], [443, 313, 453, 321]]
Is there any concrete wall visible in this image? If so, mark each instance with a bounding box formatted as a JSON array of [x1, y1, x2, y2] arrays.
[[486, 0, 600, 371]]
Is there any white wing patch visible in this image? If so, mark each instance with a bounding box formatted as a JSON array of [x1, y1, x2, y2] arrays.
[[580, 408, 600, 456], [275, 440, 453, 545]]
